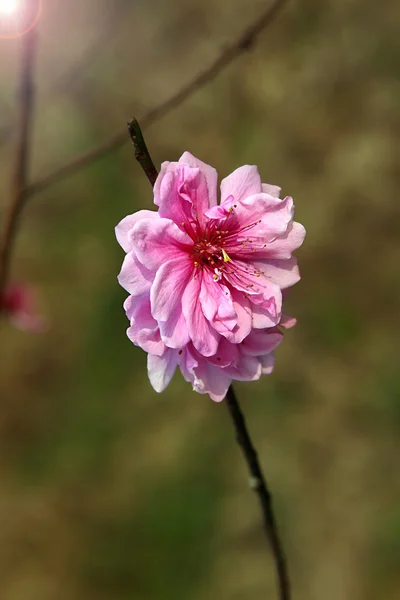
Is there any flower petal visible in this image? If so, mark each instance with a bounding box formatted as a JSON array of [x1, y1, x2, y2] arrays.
[[262, 221, 306, 259], [159, 308, 191, 349], [241, 329, 283, 356], [280, 314, 297, 329], [148, 349, 179, 393], [222, 259, 282, 325], [226, 354, 262, 382], [222, 288, 252, 343], [179, 152, 218, 207], [125, 296, 165, 356], [115, 210, 159, 253], [252, 302, 281, 329], [131, 217, 192, 271], [182, 274, 219, 357], [260, 353, 275, 374], [220, 165, 262, 204], [150, 256, 193, 322], [229, 194, 295, 250], [200, 271, 237, 334], [117, 253, 153, 296], [262, 183, 281, 198], [154, 162, 212, 230], [252, 257, 300, 289], [183, 349, 231, 402]]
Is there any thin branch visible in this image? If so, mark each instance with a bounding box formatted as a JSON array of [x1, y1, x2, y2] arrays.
[[26, 0, 288, 198], [131, 118, 291, 600], [0, 29, 37, 302], [127, 119, 158, 187], [225, 386, 291, 600]]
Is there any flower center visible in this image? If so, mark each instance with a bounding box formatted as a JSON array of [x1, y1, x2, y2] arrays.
[[183, 208, 267, 292], [191, 238, 229, 271]]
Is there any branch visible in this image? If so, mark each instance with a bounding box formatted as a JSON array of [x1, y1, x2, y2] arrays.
[[0, 29, 37, 302], [127, 119, 158, 187], [225, 386, 291, 600], [131, 118, 291, 600], [26, 0, 288, 198]]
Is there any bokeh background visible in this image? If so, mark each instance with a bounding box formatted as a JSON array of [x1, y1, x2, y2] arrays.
[[1, 0, 399, 598]]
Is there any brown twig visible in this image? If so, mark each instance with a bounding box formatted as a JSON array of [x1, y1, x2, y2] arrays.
[[225, 386, 291, 600], [0, 29, 37, 302], [127, 119, 158, 187], [26, 0, 288, 198], [131, 117, 291, 600]]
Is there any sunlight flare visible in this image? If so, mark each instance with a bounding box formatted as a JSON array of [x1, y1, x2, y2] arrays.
[[0, 0, 19, 15]]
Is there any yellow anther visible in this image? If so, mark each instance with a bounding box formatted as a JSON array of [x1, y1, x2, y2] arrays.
[[222, 249, 231, 262]]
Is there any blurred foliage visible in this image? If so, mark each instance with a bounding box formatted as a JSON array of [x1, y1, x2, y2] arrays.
[[0, 0, 399, 599]]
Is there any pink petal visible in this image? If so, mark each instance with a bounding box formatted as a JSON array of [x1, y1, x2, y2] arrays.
[[222, 288, 252, 343], [182, 274, 219, 357], [117, 253, 153, 296], [179, 152, 218, 207], [131, 217, 192, 271], [154, 163, 212, 229], [252, 257, 300, 289], [148, 349, 179, 393], [125, 296, 165, 356], [179, 345, 199, 383], [262, 183, 281, 198], [234, 194, 295, 248], [115, 210, 159, 253], [199, 271, 237, 334], [150, 257, 193, 321], [260, 353, 275, 374], [226, 354, 262, 382], [252, 302, 281, 329], [263, 221, 306, 259], [280, 314, 297, 329], [207, 337, 240, 367], [197, 366, 231, 402], [241, 329, 283, 356], [220, 165, 262, 204], [185, 351, 231, 402], [204, 200, 233, 220], [124, 294, 154, 327], [159, 309, 191, 349], [223, 260, 282, 325], [127, 325, 164, 356]]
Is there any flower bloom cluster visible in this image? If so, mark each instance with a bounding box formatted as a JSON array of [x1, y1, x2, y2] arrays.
[[116, 153, 305, 401]]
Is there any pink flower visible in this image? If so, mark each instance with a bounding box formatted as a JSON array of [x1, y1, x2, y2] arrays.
[[0, 283, 47, 332], [116, 153, 305, 400]]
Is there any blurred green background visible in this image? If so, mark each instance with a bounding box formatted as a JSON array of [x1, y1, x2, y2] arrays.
[[0, 0, 399, 598]]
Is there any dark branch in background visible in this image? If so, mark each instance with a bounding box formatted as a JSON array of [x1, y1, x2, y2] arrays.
[[131, 117, 291, 600], [26, 0, 288, 198], [0, 29, 37, 302], [225, 386, 291, 600], [127, 119, 158, 187]]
